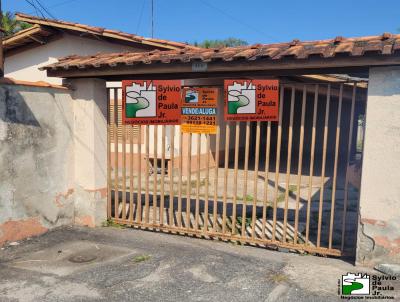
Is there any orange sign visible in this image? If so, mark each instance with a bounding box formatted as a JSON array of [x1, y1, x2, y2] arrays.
[[181, 87, 218, 134], [224, 79, 279, 121], [122, 80, 181, 125]]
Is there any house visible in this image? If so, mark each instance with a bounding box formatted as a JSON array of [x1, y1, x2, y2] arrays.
[[2, 24, 399, 269], [3, 13, 193, 85]]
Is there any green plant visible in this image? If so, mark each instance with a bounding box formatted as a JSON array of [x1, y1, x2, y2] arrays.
[[1, 11, 32, 37], [270, 273, 288, 283], [288, 185, 297, 194], [102, 219, 125, 228], [236, 216, 252, 228], [133, 254, 151, 263]]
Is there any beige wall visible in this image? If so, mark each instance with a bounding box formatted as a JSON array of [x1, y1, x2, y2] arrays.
[[5, 33, 145, 85], [69, 78, 108, 227], [357, 66, 400, 266], [0, 84, 75, 245]]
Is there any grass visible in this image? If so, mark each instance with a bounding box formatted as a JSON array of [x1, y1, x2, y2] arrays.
[[102, 219, 125, 228], [133, 254, 151, 263], [269, 273, 289, 283], [288, 185, 297, 194], [236, 217, 252, 228]]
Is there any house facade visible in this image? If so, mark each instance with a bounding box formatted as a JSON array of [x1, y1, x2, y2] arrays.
[[4, 13, 192, 84]]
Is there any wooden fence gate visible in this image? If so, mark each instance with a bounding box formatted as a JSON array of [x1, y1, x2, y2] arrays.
[[107, 82, 366, 257]]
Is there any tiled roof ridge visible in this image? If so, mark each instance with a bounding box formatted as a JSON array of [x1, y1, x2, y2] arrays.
[[14, 12, 194, 49], [41, 32, 400, 71]]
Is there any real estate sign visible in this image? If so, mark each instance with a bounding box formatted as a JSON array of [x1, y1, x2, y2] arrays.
[[122, 80, 181, 125], [181, 87, 218, 134], [224, 79, 279, 121]]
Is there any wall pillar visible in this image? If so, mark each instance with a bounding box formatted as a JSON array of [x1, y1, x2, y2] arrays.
[[356, 66, 400, 266], [68, 78, 108, 227]]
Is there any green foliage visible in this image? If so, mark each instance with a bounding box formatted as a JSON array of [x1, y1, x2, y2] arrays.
[[1, 11, 32, 37], [133, 254, 151, 263], [102, 219, 125, 228], [195, 37, 248, 48]]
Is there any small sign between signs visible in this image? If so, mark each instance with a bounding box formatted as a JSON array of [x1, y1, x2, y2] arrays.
[[181, 87, 218, 134], [122, 80, 181, 125], [224, 79, 279, 122]]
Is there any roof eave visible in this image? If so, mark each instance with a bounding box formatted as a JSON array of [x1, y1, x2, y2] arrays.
[[43, 54, 400, 79]]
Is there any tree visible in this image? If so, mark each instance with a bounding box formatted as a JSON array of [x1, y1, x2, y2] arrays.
[[195, 38, 248, 48], [1, 11, 32, 37]]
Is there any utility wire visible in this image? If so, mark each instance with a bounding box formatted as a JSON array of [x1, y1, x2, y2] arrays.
[[25, 0, 46, 19], [34, 0, 56, 19], [199, 0, 279, 42]]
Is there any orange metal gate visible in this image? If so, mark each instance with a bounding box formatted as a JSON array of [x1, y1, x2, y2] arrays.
[[107, 82, 365, 257]]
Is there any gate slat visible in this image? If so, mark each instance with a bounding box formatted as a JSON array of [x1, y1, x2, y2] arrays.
[[145, 125, 150, 223], [294, 85, 307, 244], [129, 124, 134, 222], [195, 133, 201, 230], [328, 84, 343, 248], [186, 133, 192, 230], [153, 126, 158, 224], [122, 99, 127, 220], [107, 89, 111, 219], [212, 126, 220, 232], [282, 86, 295, 241], [317, 84, 331, 248], [160, 125, 166, 225], [169, 125, 175, 226], [341, 84, 357, 252], [306, 85, 319, 244], [204, 134, 211, 233], [272, 86, 285, 241], [241, 121, 251, 237], [137, 126, 142, 223], [251, 121, 261, 239], [222, 124, 230, 234], [113, 89, 119, 219], [232, 122, 240, 235], [178, 130, 183, 227], [262, 121, 271, 239]]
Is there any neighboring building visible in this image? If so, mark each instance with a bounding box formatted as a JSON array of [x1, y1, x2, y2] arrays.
[[4, 13, 193, 85]]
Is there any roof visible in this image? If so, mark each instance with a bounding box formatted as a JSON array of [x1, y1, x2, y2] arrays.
[[4, 13, 193, 52], [42, 33, 400, 78], [0, 77, 68, 90]]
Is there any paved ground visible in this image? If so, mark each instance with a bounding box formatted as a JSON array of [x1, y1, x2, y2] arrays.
[[0, 226, 398, 302]]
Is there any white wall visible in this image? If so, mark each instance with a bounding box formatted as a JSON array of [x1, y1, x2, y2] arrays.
[[5, 33, 144, 85], [356, 66, 400, 266]]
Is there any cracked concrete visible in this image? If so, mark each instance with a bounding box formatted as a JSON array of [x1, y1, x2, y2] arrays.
[[1, 226, 397, 302], [0, 84, 75, 245]]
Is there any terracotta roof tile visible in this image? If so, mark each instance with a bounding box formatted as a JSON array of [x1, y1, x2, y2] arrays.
[[11, 13, 194, 50], [42, 33, 400, 72]]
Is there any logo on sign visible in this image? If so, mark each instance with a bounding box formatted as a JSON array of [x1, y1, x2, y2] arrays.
[[224, 79, 279, 122], [125, 81, 156, 118], [227, 81, 256, 114], [185, 89, 199, 103], [122, 80, 181, 125], [341, 273, 370, 295]]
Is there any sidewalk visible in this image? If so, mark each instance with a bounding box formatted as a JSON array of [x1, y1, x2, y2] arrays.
[[0, 226, 397, 302]]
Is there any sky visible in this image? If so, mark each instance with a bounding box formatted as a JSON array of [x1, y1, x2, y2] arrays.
[[4, 0, 400, 45]]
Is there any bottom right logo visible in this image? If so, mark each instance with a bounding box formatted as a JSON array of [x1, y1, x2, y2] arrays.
[[342, 273, 370, 295]]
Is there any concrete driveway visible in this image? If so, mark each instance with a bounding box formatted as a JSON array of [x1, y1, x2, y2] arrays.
[[0, 226, 396, 302]]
